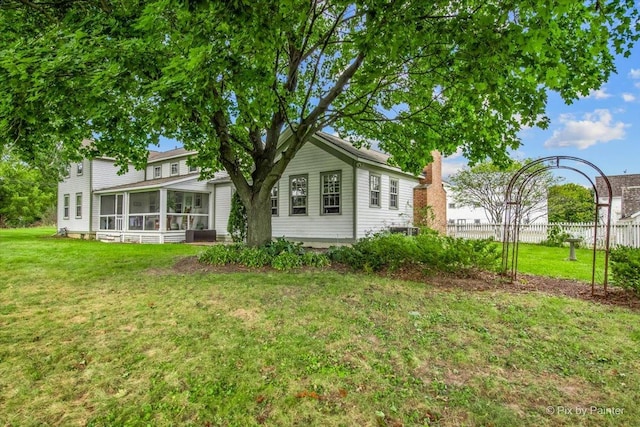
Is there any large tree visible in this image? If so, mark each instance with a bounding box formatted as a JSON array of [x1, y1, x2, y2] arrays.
[[448, 161, 560, 224], [1, 1, 638, 245], [548, 183, 595, 223]]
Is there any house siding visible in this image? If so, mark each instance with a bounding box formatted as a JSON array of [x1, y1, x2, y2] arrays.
[[214, 183, 232, 237], [272, 141, 354, 240], [90, 159, 146, 231], [58, 159, 92, 232], [355, 167, 415, 238], [147, 158, 194, 180]]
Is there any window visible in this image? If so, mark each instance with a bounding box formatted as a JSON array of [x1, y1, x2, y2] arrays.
[[457, 219, 466, 225], [189, 164, 198, 173], [154, 166, 161, 179], [389, 178, 398, 209], [474, 219, 481, 224], [195, 193, 202, 208], [63, 194, 70, 219], [448, 203, 456, 209], [64, 167, 70, 179], [290, 175, 308, 215], [448, 219, 455, 225], [369, 174, 380, 207], [170, 163, 179, 176], [75, 193, 82, 218], [100, 194, 123, 230], [271, 183, 279, 216], [76, 163, 83, 176], [321, 171, 341, 214]]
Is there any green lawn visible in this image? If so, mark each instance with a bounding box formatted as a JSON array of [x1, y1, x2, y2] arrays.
[[1, 229, 639, 426], [516, 243, 608, 284]]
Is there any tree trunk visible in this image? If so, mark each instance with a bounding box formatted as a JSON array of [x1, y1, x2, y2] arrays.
[[244, 190, 273, 247]]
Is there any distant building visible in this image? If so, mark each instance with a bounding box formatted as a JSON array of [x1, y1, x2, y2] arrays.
[[596, 174, 640, 224]]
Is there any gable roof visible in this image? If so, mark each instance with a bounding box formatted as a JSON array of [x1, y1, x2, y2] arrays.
[[596, 174, 640, 198], [148, 147, 195, 163]]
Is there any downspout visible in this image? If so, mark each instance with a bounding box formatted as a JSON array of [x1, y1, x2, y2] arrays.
[[353, 161, 358, 242], [88, 159, 93, 236]]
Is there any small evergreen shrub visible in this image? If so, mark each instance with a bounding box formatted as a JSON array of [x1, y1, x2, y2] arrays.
[[227, 192, 247, 243], [610, 246, 640, 293]]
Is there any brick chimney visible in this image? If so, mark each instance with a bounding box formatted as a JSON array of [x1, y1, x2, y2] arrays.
[[413, 151, 447, 233]]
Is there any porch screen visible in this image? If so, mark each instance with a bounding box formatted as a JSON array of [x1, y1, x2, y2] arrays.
[[129, 191, 160, 230]]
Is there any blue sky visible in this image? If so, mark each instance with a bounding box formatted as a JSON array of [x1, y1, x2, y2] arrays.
[[442, 43, 640, 184], [157, 43, 639, 185]]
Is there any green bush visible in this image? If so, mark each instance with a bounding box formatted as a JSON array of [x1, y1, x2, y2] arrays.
[[327, 231, 500, 275], [610, 246, 640, 293], [198, 238, 330, 271], [540, 225, 574, 247]]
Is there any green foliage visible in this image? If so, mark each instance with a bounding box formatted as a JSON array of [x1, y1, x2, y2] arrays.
[[539, 225, 576, 248], [610, 247, 640, 293], [327, 231, 500, 275], [198, 238, 330, 271], [547, 183, 595, 223], [0, 153, 57, 227], [2, 1, 638, 246], [227, 192, 247, 243]]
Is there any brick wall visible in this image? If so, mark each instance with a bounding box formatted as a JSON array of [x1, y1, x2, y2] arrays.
[[413, 151, 447, 233]]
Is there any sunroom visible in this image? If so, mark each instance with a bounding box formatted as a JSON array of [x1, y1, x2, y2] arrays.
[[94, 177, 213, 243]]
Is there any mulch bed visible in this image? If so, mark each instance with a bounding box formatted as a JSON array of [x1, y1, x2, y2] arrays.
[[173, 256, 640, 310]]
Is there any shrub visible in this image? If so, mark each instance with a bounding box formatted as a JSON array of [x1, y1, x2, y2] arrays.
[[271, 252, 303, 271], [198, 244, 242, 265], [610, 246, 640, 293], [238, 247, 272, 268], [227, 192, 247, 243], [265, 237, 305, 256]]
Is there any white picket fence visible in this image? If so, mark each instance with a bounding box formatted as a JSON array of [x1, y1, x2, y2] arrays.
[[446, 222, 640, 249]]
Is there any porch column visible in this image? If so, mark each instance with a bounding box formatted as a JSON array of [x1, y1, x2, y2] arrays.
[[159, 189, 167, 232], [123, 192, 130, 232], [209, 187, 215, 230]]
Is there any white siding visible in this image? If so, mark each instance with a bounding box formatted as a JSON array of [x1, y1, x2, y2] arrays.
[[147, 158, 194, 179], [57, 159, 92, 232], [355, 168, 416, 238], [214, 183, 232, 237], [90, 159, 145, 231], [272, 141, 354, 240]]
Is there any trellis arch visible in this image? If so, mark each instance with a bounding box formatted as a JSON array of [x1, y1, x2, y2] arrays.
[[501, 156, 613, 296]]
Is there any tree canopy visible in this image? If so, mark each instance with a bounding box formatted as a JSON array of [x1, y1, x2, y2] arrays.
[[448, 161, 560, 224], [1, 0, 638, 244], [548, 183, 595, 223]]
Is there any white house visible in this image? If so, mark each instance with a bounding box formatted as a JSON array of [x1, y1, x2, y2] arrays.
[[57, 132, 421, 244], [596, 174, 640, 224], [444, 181, 548, 225]]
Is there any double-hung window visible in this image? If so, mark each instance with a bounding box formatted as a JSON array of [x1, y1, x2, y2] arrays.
[[321, 171, 341, 214], [75, 193, 82, 218], [389, 178, 398, 209], [77, 163, 83, 176], [290, 175, 308, 215], [369, 174, 381, 207], [170, 163, 179, 176], [63, 194, 70, 219], [154, 166, 161, 178]]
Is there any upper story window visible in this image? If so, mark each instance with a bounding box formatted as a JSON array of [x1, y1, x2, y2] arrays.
[[369, 174, 381, 208], [189, 164, 198, 173], [170, 163, 179, 176], [448, 203, 456, 209], [65, 167, 70, 179], [271, 183, 278, 216], [389, 178, 398, 209], [154, 166, 161, 179], [290, 175, 308, 215], [76, 163, 83, 176], [321, 171, 341, 214]]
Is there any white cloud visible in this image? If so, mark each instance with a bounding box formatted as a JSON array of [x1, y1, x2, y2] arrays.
[[441, 160, 466, 179], [544, 109, 627, 150], [629, 69, 640, 79], [622, 93, 636, 102], [588, 88, 612, 99]]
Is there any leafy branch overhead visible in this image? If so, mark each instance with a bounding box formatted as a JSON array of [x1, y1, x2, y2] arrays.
[[1, 0, 638, 245]]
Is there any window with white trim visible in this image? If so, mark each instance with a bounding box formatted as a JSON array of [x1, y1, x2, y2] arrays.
[[154, 166, 161, 178], [369, 174, 381, 207], [290, 175, 308, 215], [271, 183, 279, 216], [321, 171, 341, 214], [189, 164, 198, 173], [75, 193, 82, 218], [76, 163, 83, 176], [63, 194, 70, 219], [389, 178, 398, 209], [170, 163, 179, 176]]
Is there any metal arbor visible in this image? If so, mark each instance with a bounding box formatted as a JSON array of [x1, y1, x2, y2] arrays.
[[501, 156, 613, 296]]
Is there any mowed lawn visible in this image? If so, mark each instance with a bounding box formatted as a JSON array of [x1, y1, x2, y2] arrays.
[[1, 229, 639, 426]]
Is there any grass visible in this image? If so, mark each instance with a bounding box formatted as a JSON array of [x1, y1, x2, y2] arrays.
[[516, 244, 608, 284], [1, 228, 639, 426]]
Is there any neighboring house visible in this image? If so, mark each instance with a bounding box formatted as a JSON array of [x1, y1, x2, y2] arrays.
[[443, 181, 548, 225], [596, 174, 640, 224], [58, 132, 443, 244]]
